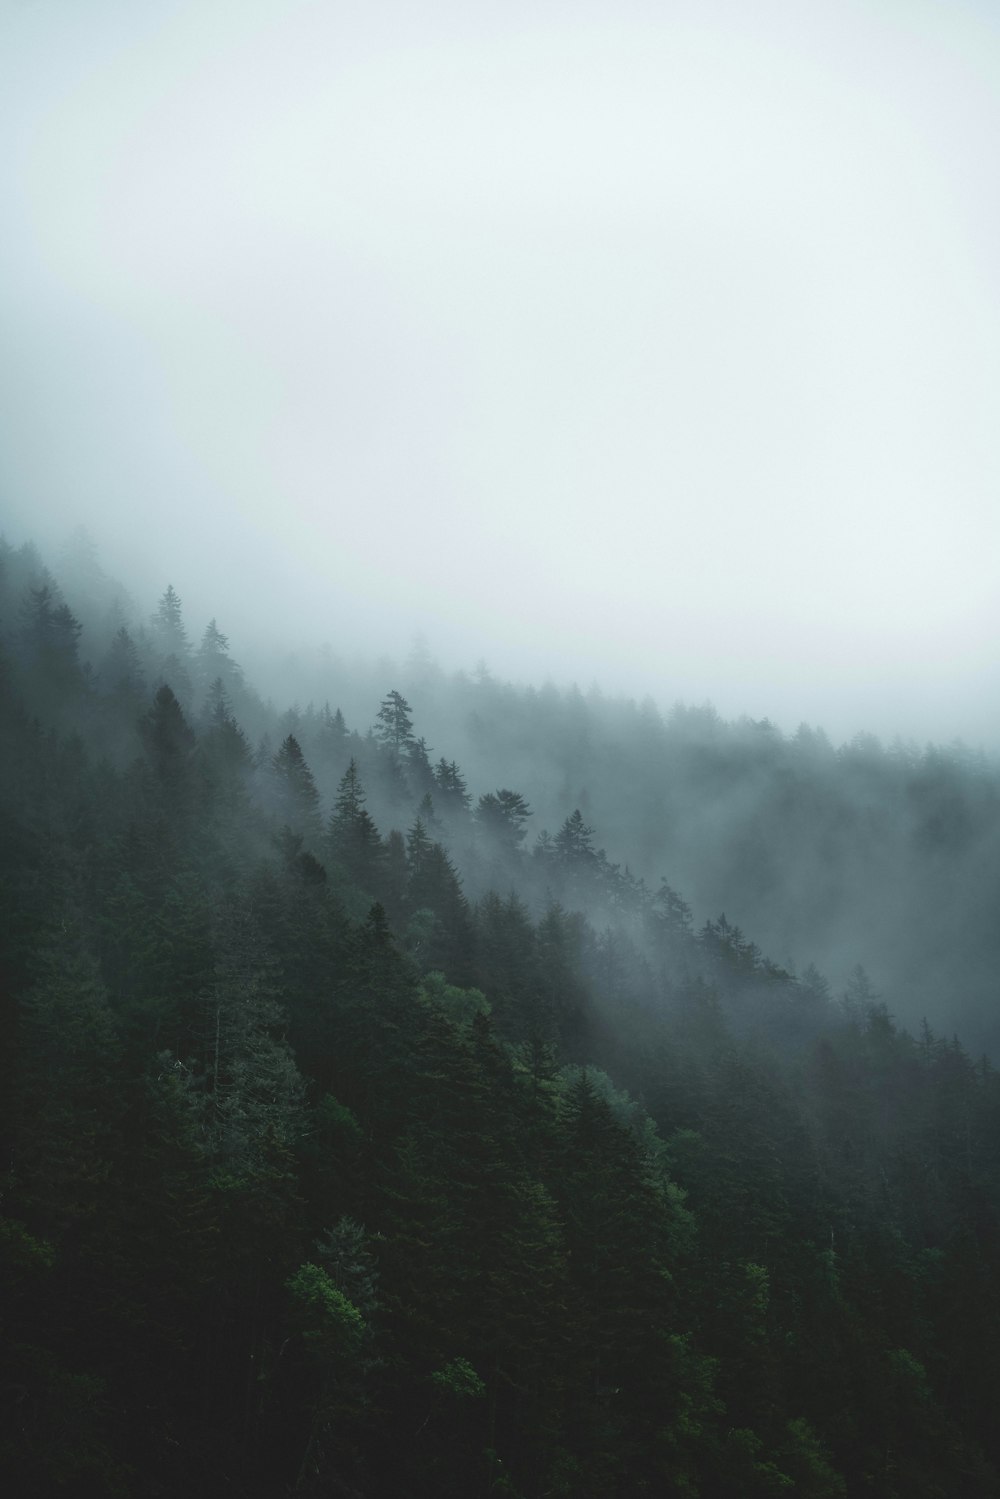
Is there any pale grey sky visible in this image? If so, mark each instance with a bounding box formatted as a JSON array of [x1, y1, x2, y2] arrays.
[[2, 0, 999, 743]]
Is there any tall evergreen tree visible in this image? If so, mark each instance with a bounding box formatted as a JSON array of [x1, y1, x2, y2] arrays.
[[374, 689, 416, 753], [195, 618, 244, 703], [152, 584, 189, 660], [139, 684, 197, 803], [475, 788, 532, 857], [434, 758, 472, 820], [327, 759, 383, 894], [270, 734, 322, 844]]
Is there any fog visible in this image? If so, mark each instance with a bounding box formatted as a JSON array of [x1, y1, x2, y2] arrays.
[[3, 0, 999, 745]]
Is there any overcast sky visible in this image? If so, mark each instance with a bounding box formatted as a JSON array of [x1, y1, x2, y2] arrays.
[[2, 0, 998, 744]]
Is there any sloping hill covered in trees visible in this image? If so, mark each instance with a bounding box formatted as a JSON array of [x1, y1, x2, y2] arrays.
[[3, 532, 1000, 1497]]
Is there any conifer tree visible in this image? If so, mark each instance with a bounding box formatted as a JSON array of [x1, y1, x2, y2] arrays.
[[270, 734, 322, 843], [406, 734, 437, 796], [313, 703, 347, 774], [139, 684, 197, 800], [195, 618, 244, 703], [198, 680, 252, 826], [181, 902, 306, 1171], [19, 582, 84, 713], [12, 934, 122, 1237], [152, 584, 189, 658], [475, 789, 532, 855], [434, 758, 472, 818], [374, 689, 415, 752], [150, 585, 193, 707], [327, 758, 383, 891], [100, 624, 145, 700]]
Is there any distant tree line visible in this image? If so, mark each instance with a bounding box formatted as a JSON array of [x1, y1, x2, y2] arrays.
[[3, 532, 1000, 1495]]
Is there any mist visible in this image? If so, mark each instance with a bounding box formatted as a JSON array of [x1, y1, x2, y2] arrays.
[[3, 0, 999, 747], [9, 10, 1000, 1486], [7, 7, 1000, 1473]]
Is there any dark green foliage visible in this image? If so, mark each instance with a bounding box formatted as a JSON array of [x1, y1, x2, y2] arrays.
[[139, 682, 197, 796], [327, 757, 383, 903], [5, 534, 1000, 1497], [269, 733, 323, 844], [17, 580, 85, 723]]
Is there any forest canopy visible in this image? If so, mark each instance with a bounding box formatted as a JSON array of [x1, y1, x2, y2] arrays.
[[3, 531, 1000, 1498]]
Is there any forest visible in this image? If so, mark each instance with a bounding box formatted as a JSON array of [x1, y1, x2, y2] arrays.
[[4, 529, 1000, 1497]]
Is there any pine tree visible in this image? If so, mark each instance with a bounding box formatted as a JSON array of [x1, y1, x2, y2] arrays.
[[270, 735, 322, 844], [313, 703, 347, 775], [554, 808, 597, 866], [474, 892, 539, 1040], [195, 618, 244, 703], [11, 933, 122, 1238], [434, 758, 472, 819], [150, 586, 193, 708], [181, 902, 306, 1172], [198, 680, 252, 832], [152, 584, 189, 659], [406, 735, 437, 797], [139, 684, 196, 801], [406, 836, 475, 982], [374, 689, 415, 753], [327, 759, 383, 893], [100, 625, 145, 700], [19, 582, 84, 714], [475, 789, 532, 853]]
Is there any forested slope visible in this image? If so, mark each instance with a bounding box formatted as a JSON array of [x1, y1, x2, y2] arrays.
[[3, 533, 1000, 1497]]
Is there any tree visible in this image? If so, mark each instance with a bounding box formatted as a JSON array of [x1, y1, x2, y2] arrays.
[[474, 892, 539, 1041], [406, 735, 437, 797], [374, 690, 415, 753], [475, 789, 532, 853], [19, 582, 84, 713], [313, 703, 347, 774], [95, 626, 147, 764], [535, 903, 590, 1053], [379, 829, 410, 929], [150, 586, 193, 708], [406, 831, 475, 982], [152, 584, 189, 660], [11, 933, 122, 1238], [434, 759, 472, 819], [284, 1260, 370, 1490], [270, 735, 322, 844], [417, 791, 444, 839], [180, 902, 306, 1172], [327, 759, 383, 892], [100, 625, 145, 700], [139, 684, 196, 800], [404, 817, 434, 896], [552, 809, 603, 906], [195, 618, 244, 703], [553, 1070, 707, 1496], [198, 681, 253, 823], [554, 809, 597, 866]]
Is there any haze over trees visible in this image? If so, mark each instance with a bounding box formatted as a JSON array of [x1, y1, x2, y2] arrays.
[[4, 531, 1000, 1496]]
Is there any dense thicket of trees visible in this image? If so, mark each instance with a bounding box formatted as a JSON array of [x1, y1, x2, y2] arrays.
[[241, 633, 1000, 1060], [3, 532, 1000, 1496]]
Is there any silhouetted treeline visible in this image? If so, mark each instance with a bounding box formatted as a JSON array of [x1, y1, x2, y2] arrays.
[[3, 531, 1000, 1496]]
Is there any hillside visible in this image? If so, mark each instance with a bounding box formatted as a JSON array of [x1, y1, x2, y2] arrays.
[[3, 532, 1000, 1497]]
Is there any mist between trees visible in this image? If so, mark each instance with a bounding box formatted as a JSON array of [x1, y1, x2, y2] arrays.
[[4, 527, 1000, 1496]]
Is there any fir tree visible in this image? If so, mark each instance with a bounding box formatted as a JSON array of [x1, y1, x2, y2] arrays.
[[374, 689, 415, 753]]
